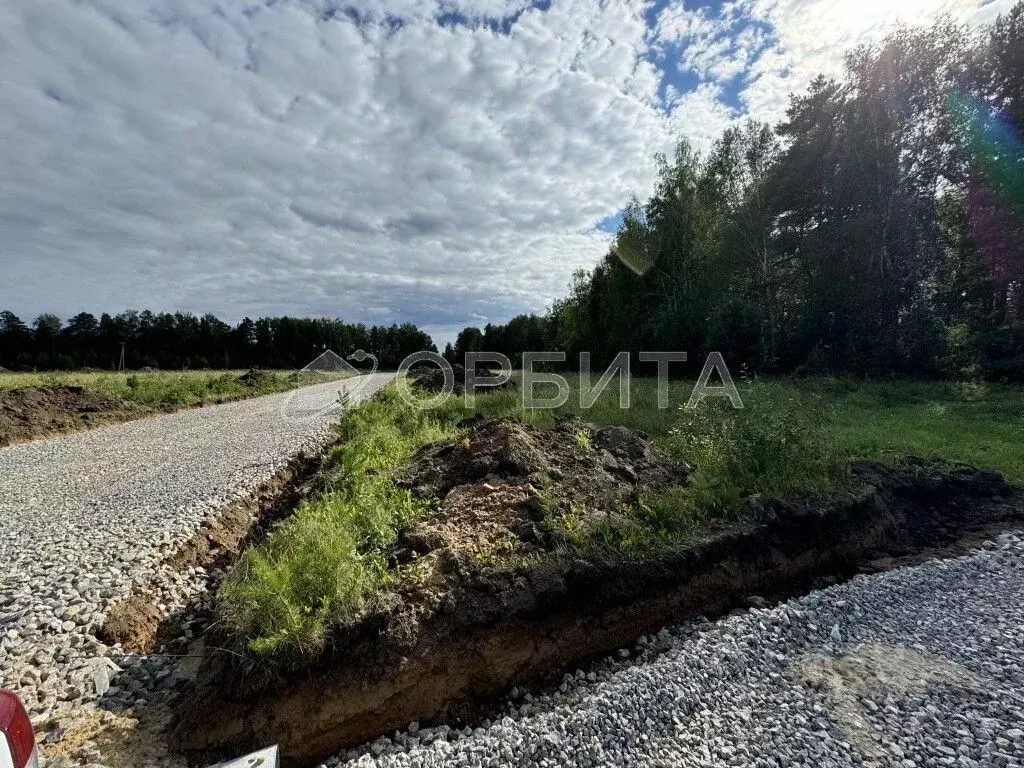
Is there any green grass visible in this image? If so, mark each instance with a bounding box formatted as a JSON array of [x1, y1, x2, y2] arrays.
[[824, 378, 1024, 484], [0, 369, 347, 409], [221, 374, 1024, 657], [638, 383, 847, 539], [220, 388, 467, 656], [474, 375, 1024, 484]]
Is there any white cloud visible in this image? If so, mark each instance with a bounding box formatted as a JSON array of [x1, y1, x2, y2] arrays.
[[667, 82, 739, 154], [0, 0, 667, 332], [654, 0, 770, 85], [739, 0, 1017, 123], [655, 0, 1014, 130]]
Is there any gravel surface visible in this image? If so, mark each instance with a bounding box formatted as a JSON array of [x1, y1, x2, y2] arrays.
[[330, 532, 1024, 768], [0, 373, 392, 723]]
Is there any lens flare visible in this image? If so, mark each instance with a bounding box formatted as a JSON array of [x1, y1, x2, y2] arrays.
[[948, 89, 1024, 288]]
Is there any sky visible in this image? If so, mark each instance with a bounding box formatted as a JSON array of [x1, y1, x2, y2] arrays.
[[0, 0, 1013, 346]]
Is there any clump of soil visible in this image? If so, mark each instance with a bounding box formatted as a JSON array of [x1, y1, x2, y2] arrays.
[[235, 368, 269, 387], [0, 386, 145, 447], [391, 418, 689, 563], [98, 595, 164, 653], [411, 365, 518, 394]]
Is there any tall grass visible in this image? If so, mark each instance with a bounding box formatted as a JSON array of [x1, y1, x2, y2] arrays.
[[639, 385, 845, 539], [220, 388, 464, 656]]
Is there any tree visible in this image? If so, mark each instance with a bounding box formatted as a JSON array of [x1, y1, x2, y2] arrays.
[[0, 311, 32, 369], [33, 314, 62, 367], [62, 312, 100, 366], [536, 5, 1024, 380], [453, 327, 484, 363]]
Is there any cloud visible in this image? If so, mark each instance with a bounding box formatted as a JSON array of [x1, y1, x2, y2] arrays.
[[672, 0, 1018, 126], [0, 0, 1014, 342], [667, 82, 739, 153], [0, 0, 667, 335]]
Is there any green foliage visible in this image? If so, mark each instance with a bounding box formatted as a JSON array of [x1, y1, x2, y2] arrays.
[[941, 323, 984, 380], [222, 375, 1024, 658], [574, 428, 593, 452], [646, 385, 845, 532], [0, 370, 300, 408], [827, 378, 1024, 485], [220, 388, 464, 656], [0, 307, 436, 372]]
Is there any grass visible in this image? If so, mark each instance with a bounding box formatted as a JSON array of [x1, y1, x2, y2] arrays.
[[825, 378, 1024, 485], [221, 374, 1024, 657], [220, 387, 467, 656], [0, 369, 348, 409], [638, 383, 847, 539], [479, 375, 1023, 483]]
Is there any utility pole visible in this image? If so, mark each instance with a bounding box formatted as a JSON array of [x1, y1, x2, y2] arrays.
[[118, 342, 126, 372]]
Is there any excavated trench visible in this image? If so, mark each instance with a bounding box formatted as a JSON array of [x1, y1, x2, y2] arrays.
[[167, 457, 1024, 767], [98, 441, 339, 655]]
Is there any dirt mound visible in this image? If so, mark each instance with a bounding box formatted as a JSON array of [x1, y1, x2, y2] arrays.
[[392, 418, 689, 561], [411, 365, 518, 394], [235, 368, 269, 387], [0, 386, 143, 447], [171, 458, 1024, 766], [98, 595, 163, 653]]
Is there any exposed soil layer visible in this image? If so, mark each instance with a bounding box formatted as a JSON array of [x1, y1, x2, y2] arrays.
[[392, 418, 688, 561], [0, 386, 146, 447], [98, 596, 164, 653], [170, 453, 1024, 767], [235, 368, 273, 387]]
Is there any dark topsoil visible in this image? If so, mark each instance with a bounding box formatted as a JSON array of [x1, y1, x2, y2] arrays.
[[391, 417, 688, 562], [411, 364, 518, 394], [0, 385, 145, 447], [0, 373, 276, 447], [170, 417, 1024, 766]]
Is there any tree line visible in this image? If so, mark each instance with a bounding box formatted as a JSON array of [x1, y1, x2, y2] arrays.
[[0, 310, 435, 371], [452, 5, 1024, 381]]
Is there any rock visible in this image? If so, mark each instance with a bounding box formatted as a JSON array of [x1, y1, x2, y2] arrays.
[[91, 665, 111, 696]]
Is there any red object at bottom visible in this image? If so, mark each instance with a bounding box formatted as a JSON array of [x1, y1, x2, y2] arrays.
[[0, 690, 37, 768]]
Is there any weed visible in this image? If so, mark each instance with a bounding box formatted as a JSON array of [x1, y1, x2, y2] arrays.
[[574, 428, 593, 452]]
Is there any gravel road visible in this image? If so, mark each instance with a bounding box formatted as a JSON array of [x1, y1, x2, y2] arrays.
[[333, 532, 1024, 768], [0, 373, 392, 721]]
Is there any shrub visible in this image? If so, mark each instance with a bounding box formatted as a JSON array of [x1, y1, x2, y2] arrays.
[[645, 384, 845, 535]]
